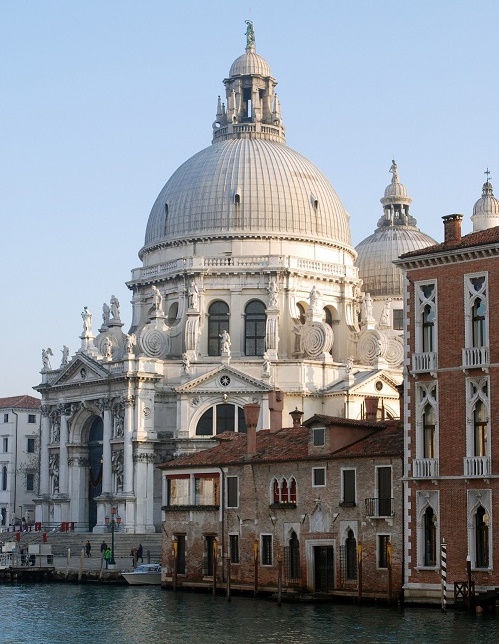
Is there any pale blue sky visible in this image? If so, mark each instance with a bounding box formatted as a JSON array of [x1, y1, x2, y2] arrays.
[[2, 1, 498, 396]]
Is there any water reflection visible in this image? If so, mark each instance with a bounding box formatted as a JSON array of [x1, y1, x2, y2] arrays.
[[0, 585, 498, 644]]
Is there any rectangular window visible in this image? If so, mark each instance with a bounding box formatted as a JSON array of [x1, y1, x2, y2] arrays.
[[2, 438, 8, 453], [26, 472, 35, 492], [3, 414, 8, 423], [377, 467, 392, 517], [167, 477, 190, 506], [313, 428, 325, 446], [393, 309, 403, 331], [378, 535, 390, 569], [28, 414, 36, 424], [194, 476, 219, 506], [27, 438, 35, 454], [226, 476, 238, 508], [312, 467, 326, 487], [341, 469, 356, 506], [261, 534, 273, 566], [229, 533, 240, 564]]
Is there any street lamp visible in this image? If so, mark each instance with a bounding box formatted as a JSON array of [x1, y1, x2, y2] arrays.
[[104, 506, 121, 566]]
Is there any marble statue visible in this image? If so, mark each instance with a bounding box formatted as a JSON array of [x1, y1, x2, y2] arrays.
[[61, 345, 69, 367], [220, 329, 231, 354], [125, 333, 136, 354], [182, 352, 191, 372], [103, 337, 113, 359], [245, 19, 255, 47], [42, 348, 53, 370], [268, 277, 279, 307], [364, 293, 374, 322], [379, 299, 392, 328], [309, 285, 321, 312], [110, 294, 120, 320], [263, 352, 271, 377], [151, 285, 163, 311], [102, 302, 110, 326], [188, 280, 199, 309], [82, 307, 92, 335]]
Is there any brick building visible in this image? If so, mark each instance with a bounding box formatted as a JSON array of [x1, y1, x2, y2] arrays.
[[396, 203, 499, 602], [159, 405, 403, 598]]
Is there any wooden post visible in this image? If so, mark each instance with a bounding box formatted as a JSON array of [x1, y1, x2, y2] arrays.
[[357, 540, 363, 603], [253, 538, 259, 598], [172, 538, 178, 592], [226, 555, 231, 602], [277, 555, 282, 607], [212, 538, 218, 597], [387, 541, 392, 606]]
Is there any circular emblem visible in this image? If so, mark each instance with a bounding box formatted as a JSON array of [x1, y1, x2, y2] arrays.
[[375, 381, 383, 391], [80, 368, 87, 380], [220, 375, 231, 387]]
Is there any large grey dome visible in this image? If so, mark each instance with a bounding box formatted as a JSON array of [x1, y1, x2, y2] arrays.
[[355, 161, 436, 298], [142, 138, 351, 254]]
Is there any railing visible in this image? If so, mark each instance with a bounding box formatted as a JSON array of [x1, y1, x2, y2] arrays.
[[412, 352, 438, 373], [462, 347, 489, 369], [464, 456, 491, 477], [365, 498, 394, 518], [413, 458, 439, 478]]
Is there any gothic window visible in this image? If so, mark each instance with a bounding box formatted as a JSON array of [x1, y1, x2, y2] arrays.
[[422, 403, 436, 459], [195, 404, 246, 436], [416, 282, 437, 354], [474, 400, 487, 457], [475, 505, 489, 568], [465, 274, 488, 349], [271, 477, 297, 504], [423, 506, 436, 566], [416, 383, 438, 465], [466, 378, 490, 469], [244, 300, 266, 356], [208, 301, 229, 356]]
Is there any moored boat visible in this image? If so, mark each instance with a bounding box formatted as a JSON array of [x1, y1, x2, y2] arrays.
[[121, 563, 161, 585]]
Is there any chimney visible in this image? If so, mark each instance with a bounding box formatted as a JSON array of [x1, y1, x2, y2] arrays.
[[364, 396, 379, 421], [289, 407, 304, 427], [442, 214, 463, 245], [244, 403, 260, 456], [269, 390, 283, 432]]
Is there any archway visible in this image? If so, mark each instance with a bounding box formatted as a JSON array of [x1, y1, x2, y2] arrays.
[[88, 417, 103, 531]]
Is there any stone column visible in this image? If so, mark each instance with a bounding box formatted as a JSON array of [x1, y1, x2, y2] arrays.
[[58, 404, 69, 495], [123, 396, 135, 494], [40, 405, 51, 496], [101, 399, 113, 495]]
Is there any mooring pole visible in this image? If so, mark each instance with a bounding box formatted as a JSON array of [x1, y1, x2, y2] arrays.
[[440, 539, 447, 612]]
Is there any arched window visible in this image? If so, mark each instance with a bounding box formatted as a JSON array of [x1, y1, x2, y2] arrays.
[[208, 301, 229, 356], [472, 297, 487, 347], [287, 530, 301, 580], [423, 506, 436, 566], [422, 403, 436, 459], [244, 301, 266, 356], [272, 479, 280, 504], [296, 303, 306, 325], [346, 529, 357, 580], [422, 303, 435, 352], [475, 505, 489, 568], [167, 302, 178, 324], [473, 400, 487, 457], [196, 404, 246, 436], [289, 478, 297, 503]]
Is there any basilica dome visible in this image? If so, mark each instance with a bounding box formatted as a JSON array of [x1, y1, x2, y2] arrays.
[[141, 34, 352, 259], [355, 162, 436, 298], [471, 176, 499, 232]]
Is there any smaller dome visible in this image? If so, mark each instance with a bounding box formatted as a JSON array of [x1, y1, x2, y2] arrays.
[[381, 160, 411, 203], [471, 177, 499, 232], [229, 49, 271, 77]]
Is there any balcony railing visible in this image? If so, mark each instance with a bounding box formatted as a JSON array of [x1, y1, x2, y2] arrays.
[[463, 456, 491, 478], [365, 498, 394, 518], [412, 352, 438, 373], [413, 458, 439, 478], [462, 347, 489, 369]]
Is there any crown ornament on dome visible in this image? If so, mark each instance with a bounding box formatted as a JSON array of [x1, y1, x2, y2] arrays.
[[245, 19, 255, 51]]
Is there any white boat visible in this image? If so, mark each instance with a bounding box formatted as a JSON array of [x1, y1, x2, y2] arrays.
[[121, 563, 162, 585]]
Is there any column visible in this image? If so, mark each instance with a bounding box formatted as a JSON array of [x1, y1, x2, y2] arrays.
[[58, 404, 69, 495], [40, 405, 51, 496], [123, 396, 135, 494], [101, 399, 113, 495]]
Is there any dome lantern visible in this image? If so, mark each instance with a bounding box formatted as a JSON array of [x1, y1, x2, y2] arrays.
[[471, 168, 499, 232]]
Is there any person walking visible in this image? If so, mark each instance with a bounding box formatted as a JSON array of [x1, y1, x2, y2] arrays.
[[85, 540, 92, 558], [100, 540, 107, 555], [104, 547, 112, 569], [137, 543, 143, 563]]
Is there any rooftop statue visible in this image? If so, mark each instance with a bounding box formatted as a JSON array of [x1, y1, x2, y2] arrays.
[[245, 19, 255, 48]]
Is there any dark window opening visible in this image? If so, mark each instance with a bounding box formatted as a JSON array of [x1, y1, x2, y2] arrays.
[[208, 301, 229, 356], [244, 300, 266, 356]]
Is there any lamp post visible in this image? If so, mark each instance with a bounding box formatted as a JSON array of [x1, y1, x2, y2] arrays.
[[104, 506, 121, 566]]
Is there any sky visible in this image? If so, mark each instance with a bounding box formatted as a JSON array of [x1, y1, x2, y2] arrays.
[[2, 0, 499, 397]]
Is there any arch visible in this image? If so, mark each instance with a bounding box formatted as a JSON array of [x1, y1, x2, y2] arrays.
[[208, 301, 230, 356], [423, 506, 436, 566], [244, 300, 266, 356], [167, 302, 178, 323], [296, 303, 306, 325], [345, 529, 357, 580], [88, 417, 103, 531], [287, 529, 301, 580], [195, 403, 246, 436]]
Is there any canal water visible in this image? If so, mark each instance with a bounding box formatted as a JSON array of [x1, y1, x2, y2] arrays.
[[1, 584, 498, 644]]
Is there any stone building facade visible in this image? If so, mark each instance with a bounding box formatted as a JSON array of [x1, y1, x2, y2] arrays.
[[160, 407, 403, 597], [397, 182, 499, 602]]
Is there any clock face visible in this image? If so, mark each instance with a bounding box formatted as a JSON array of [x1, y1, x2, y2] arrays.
[[220, 376, 231, 387]]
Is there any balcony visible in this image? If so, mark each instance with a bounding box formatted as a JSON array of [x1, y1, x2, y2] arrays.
[[462, 347, 489, 370], [413, 458, 439, 478], [412, 352, 438, 374], [463, 456, 491, 478], [365, 498, 394, 518]]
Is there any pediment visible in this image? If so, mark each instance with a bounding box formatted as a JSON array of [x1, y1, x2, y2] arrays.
[[175, 365, 273, 395], [320, 369, 401, 397], [49, 353, 111, 388]]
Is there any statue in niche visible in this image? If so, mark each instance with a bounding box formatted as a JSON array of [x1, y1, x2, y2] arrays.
[[220, 330, 231, 355], [103, 337, 113, 360], [49, 454, 59, 495], [102, 302, 110, 326], [182, 352, 191, 372], [364, 293, 374, 323], [268, 277, 279, 307], [110, 295, 120, 321], [42, 348, 53, 370], [378, 299, 392, 328], [263, 352, 271, 377], [82, 307, 92, 335], [112, 451, 124, 493], [60, 345, 69, 367], [309, 285, 321, 312], [125, 333, 136, 354], [188, 280, 199, 309], [151, 285, 163, 311]]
